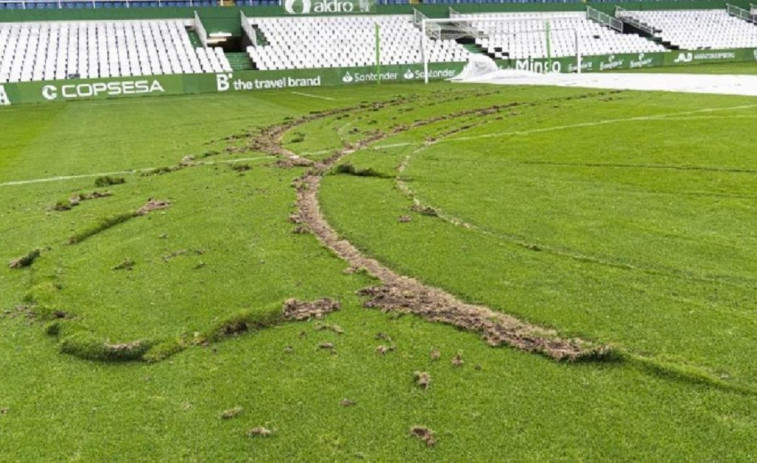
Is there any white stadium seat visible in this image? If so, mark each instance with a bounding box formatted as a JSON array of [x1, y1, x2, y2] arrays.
[[0, 19, 228, 84], [459, 12, 666, 60], [622, 9, 757, 50], [246, 15, 469, 71]]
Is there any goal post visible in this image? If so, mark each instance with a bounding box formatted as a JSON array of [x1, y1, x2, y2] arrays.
[[420, 16, 583, 84]]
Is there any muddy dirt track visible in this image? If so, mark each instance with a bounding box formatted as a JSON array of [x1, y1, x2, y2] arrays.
[[258, 102, 611, 361]]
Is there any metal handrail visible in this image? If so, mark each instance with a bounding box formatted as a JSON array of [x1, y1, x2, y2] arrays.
[[615, 6, 655, 35], [586, 6, 623, 33], [727, 3, 757, 23]]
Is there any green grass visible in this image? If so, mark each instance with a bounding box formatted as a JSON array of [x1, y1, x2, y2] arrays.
[[1, 82, 756, 461]]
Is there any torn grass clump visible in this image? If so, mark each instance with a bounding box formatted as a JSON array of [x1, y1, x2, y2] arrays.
[[143, 338, 185, 363], [8, 249, 41, 269], [410, 426, 436, 447], [221, 406, 244, 420], [282, 298, 340, 321], [67, 212, 134, 244], [59, 331, 154, 362], [94, 176, 125, 187], [201, 306, 283, 344], [333, 163, 390, 179]]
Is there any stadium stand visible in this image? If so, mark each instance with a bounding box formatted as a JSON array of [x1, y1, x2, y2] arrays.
[[0, 0, 223, 9], [619, 9, 757, 50], [246, 15, 469, 70], [460, 12, 665, 60], [0, 19, 231, 83]]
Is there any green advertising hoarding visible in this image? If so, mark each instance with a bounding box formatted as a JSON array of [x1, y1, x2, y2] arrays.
[[1, 49, 756, 106], [0, 62, 465, 106], [497, 47, 757, 74]]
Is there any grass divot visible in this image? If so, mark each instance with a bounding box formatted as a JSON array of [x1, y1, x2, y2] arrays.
[[247, 427, 273, 438], [282, 298, 340, 321], [413, 371, 431, 390], [8, 249, 41, 269], [67, 199, 170, 245], [333, 163, 391, 179], [67, 212, 135, 245], [59, 331, 154, 362], [409, 426, 435, 447], [221, 406, 244, 420], [94, 176, 125, 187]]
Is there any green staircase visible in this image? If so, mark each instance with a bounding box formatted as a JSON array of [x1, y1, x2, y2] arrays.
[[226, 52, 255, 71]]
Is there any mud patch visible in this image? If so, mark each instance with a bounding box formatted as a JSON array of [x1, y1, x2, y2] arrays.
[[282, 298, 340, 321], [359, 285, 603, 361], [136, 199, 171, 216]]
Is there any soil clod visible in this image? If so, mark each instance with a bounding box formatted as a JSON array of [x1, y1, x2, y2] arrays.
[[247, 427, 273, 438], [410, 426, 436, 447], [430, 349, 441, 361], [136, 198, 171, 216], [340, 399, 356, 407], [413, 371, 431, 390], [451, 352, 464, 367], [221, 406, 243, 420]]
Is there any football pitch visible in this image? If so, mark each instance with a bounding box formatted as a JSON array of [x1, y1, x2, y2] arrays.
[[1, 78, 756, 461]]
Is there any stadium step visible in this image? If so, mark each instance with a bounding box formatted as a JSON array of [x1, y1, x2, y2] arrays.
[[226, 52, 255, 71]]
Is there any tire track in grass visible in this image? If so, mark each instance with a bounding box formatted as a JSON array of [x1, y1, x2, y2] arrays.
[[280, 105, 612, 361]]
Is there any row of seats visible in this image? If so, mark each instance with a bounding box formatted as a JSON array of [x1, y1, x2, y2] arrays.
[[621, 9, 757, 50], [0, 0, 579, 8], [248, 15, 469, 71], [0, 20, 231, 83], [0, 0, 218, 8], [460, 12, 665, 59]]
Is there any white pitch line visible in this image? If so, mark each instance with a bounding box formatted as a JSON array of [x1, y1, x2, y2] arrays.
[[0, 156, 274, 188], [359, 103, 757, 151], [291, 91, 336, 101]]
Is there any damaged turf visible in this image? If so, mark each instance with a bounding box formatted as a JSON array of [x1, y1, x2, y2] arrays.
[[409, 426, 436, 447], [282, 298, 340, 321], [283, 117, 610, 361]]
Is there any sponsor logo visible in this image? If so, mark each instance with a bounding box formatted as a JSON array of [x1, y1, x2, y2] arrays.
[[216, 73, 322, 91], [284, 0, 311, 14], [341, 68, 457, 83], [0, 85, 10, 106], [41, 80, 164, 101], [674, 52, 693, 64], [599, 55, 625, 71], [692, 51, 736, 61], [629, 52, 654, 69], [674, 50, 737, 64], [284, 0, 371, 15], [513, 58, 562, 74], [567, 59, 595, 73]]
